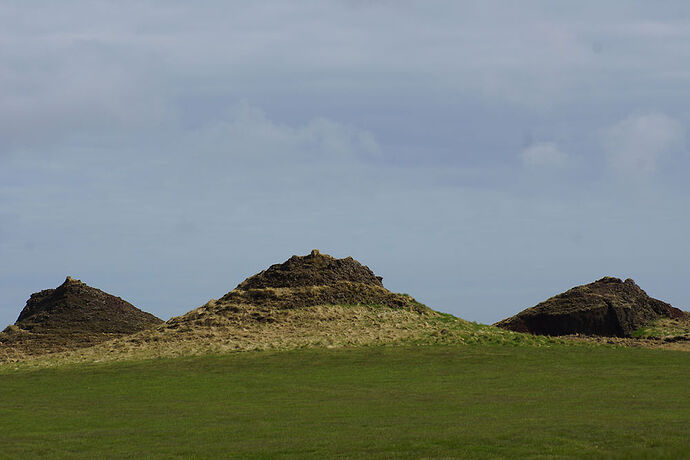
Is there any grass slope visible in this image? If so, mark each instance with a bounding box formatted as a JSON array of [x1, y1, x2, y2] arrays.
[[4, 305, 564, 367], [1, 344, 688, 458], [632, 318, 690, 340]]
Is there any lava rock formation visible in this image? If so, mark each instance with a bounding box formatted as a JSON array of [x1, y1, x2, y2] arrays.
[[1, 276, 162, 356], [495, 277, 688, 337]]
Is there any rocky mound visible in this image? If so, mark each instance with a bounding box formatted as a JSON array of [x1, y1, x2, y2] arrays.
[[236, 249, 383, 289], [0, 277, 162, 358], [169, 250, 427, 329], [495, 277, 688, 337]]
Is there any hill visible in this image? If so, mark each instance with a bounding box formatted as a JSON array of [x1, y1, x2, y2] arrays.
[[495, 276, 689, 337], [0, 277, 162, 361], [33, 250, 554, 365]]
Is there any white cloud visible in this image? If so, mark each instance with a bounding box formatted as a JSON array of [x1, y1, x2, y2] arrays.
[[186, 102, 382, 166], [2, 2, 690, 328], [520, 142, 568, 169], [604, 112, 685, 177]]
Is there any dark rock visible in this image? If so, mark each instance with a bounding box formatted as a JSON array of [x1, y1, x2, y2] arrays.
[[235, 249, 384, 290], [1, 277, 163, 356], [494, 277, 689, 337], [15, 276, 162, 334]]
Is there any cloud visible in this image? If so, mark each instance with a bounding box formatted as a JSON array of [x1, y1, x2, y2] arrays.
[[604, 112, 685, 177], [2, 2, 690, 329], [183, 102, 382, 170], [520, 142, 568, 169]]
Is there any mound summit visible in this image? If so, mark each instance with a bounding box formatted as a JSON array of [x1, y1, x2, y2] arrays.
[[0, 277, 162, 358], [495, 277, 688, 337], [197, 249, 416, 313], [167, 249, 428, 329], [236, 249, 384, 290]]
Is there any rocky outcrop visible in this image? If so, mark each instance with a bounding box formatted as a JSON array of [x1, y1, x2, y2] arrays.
[[495, 277, 688, 337], [14, 276, 162, 333], [165, 249, 429, 330], [236, 249, 383, 290], [0, 277, 162, 357]]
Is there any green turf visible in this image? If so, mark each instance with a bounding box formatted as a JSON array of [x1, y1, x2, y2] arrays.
[[1, 344, 688, 458], [632, 318, 690, 340]]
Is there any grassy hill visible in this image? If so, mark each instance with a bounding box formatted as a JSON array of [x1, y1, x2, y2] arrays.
[[9, 305, 566, 367], [3, 252, 687, 367], [1, 250, 566, 367]]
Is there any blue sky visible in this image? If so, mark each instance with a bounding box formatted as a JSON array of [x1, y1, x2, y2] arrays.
[[1, 1, 689, 326]]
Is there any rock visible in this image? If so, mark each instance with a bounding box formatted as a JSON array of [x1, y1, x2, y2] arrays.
[[494, 277, 688, 337], [1, 277, 163, 356], [15, 276, 162, 334], [235, 249, 384, 290]]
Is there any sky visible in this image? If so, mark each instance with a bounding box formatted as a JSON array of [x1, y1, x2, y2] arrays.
[[1, 1, 690, 327]]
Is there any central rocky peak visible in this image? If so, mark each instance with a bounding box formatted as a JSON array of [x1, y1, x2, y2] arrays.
[[166, 249, 428, 333], [235, 249, 384, 290]]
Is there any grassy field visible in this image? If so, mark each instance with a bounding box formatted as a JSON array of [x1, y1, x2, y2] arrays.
[[1, 344, 688, 458]]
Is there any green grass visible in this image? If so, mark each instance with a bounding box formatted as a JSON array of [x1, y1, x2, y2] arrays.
[[1, 344, 688, 458], [632, 318, 690, 340]]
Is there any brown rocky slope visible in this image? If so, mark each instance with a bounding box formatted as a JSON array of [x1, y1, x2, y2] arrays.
[[0, 277, 162, 359], [495, 277, 688, 337]]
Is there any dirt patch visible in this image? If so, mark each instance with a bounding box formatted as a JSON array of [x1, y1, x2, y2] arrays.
[[495, 277, 689, 337]]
